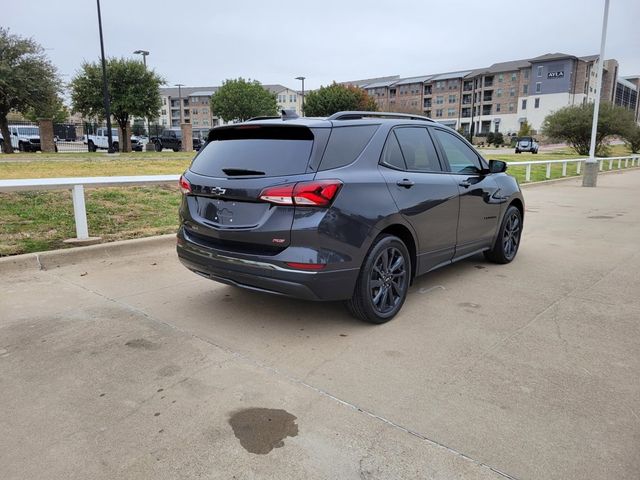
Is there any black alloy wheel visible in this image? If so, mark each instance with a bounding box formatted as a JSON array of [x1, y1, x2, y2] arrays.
[[347, 234, 410, 324], [485, 205, 522, 264]]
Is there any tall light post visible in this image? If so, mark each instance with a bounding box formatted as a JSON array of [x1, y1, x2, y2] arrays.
[[583, 0, 610, 187], [175, 83, 184, 125], [133, 50, 151, 140], [133, 49, 149, 67], [295, 76, 305, 116], [96, 0, 114, 153]]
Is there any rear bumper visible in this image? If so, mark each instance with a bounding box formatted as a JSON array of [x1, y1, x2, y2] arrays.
[[176, 229, 359, 301]]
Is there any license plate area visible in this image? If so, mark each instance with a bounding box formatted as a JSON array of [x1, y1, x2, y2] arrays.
[[194, 197, 269, 229]]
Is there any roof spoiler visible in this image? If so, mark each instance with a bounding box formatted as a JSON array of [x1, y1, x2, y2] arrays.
[[246, 109, 300, 122]]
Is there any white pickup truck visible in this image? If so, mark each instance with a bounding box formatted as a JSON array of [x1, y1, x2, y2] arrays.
[[0, 125, 43, 152], [84, 127, 142, 152]]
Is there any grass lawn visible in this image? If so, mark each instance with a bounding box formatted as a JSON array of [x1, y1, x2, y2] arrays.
[[0, 147, 637, 256]]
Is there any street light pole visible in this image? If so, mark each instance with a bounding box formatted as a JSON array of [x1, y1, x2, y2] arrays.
[[133, 49, 149, 67], [583, 0, 610, 188], [295, 76, 305, 116], [175, 83, 184, 125], [96, 0, 114, 153], [133, 50, 151, 139]]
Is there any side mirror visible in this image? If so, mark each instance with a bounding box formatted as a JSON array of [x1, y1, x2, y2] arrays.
[[533, 138, 538, 142], [489, 159, 507, 174]]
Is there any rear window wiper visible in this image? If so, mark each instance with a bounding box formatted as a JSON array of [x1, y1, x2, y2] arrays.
[[222, 168, 266, 176]]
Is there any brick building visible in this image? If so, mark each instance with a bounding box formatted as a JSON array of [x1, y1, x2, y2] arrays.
[[354, 52, 639, 135]]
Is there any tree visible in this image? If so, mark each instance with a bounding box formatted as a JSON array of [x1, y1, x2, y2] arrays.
[[23, 96, 69, 124], [542, 103, 635, 156], [70, 58, 163, 152], [304, 83, 378, 117], [0, 27, 61, 153], [624, 125, 640, 154], [210, 78, 277, 122], [517, 120, 531, 138]]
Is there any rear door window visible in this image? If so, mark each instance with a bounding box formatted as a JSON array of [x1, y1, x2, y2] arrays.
[[190, 125, 314, 177], [319, 125, 378, 170], [393, 127, 442, 172]]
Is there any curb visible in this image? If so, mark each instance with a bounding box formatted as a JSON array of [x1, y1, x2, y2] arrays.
[[0, 233, 176, 274]]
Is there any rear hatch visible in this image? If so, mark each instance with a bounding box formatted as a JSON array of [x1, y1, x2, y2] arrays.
[[181, 124, 325, 254]]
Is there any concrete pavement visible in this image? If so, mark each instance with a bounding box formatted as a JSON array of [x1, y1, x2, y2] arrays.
[[1, 169, 639, 479]]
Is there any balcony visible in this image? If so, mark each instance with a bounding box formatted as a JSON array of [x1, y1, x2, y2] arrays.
[[424, 100, 432, 108], [461, 108, 471, 118], [482, 105, 492, 116], [483, 92, 493, 102], [462, 95, 472, 105], [463, 82, 473, 91], [484, 76, 494, 88], [424, 86, 432, 95]]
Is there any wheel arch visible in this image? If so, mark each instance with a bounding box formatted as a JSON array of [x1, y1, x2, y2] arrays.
[[378, 223, 417, 281]]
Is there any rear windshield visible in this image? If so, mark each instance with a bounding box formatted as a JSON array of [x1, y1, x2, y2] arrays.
[[519, 137, 532, 141], [190, 125, 314, 177]]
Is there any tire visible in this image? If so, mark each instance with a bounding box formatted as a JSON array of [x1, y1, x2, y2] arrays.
[[532, 149, 538, 154], [88, 140, 97, 152], [18, 142, 25, 152], [346, 234, 411, 324], [515, 149, 520, 154], [484, 205, 522, 264], [154, 141, 163, 152], [112, 141, 119, 152], [173, 141, 181, 152]]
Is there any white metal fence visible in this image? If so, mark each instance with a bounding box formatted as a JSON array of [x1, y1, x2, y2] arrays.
[[0, 156, 638, 242]]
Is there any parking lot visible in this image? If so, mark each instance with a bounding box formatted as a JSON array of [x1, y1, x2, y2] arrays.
[[1, 169, 639, 479]]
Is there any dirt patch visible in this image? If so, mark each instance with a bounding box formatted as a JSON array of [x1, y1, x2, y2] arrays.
[[229, 408, 298, 455]]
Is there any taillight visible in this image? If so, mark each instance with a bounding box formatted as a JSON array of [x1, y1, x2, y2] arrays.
[[259, 180, 342, 207], [285, 262, 326, 270], [179, 175, 192, 195]]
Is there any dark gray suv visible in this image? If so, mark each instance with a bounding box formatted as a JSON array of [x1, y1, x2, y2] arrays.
[[177, 111, 524, 323]]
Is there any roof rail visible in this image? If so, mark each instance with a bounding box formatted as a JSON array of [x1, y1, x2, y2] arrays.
[[327, 111, 435, 122]]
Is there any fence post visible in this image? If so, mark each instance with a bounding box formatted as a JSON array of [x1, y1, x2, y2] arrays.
[[624, 157, 628, 168], [38, 118, 56, 153], [608, 159, 613, 170], [525, 164, 531, 182], [562, 162, 567, 176], [71, 185, 89, 239], [545, 163, 551, 179], [181, 123, 193, 152], [618, 158, 622, 169], [576, 160, 581, 174], [599, 160, 603, 171]]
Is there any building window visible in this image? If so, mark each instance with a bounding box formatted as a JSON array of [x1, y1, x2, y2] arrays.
[[511, 72, 517, 81], [448, 95, 456, 103], [436, 96, 444, 104], [534, 98, 540, 108], [161, 109, 166, 115], [203, 108, 209, 115], [203, 120, 209, 126], [162, 98, 167, 105], [537, 66, 543, 77], [496, 89, 503, 97], [498, 74, 504, 82], [447, 108, 456, 117], [436, 109, 443, 117], [524, 69, 530, 79], [509, 88, 515, 97], [192, 108, 198, 115], [523, 85, 528, 95], [508, 103, 514, 112], [535, 82, 541, 93], [522, 99, 527, 109], [496, 104, 501, 112]]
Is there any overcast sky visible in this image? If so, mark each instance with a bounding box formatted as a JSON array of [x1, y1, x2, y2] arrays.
[[5, 0, 640, 92]]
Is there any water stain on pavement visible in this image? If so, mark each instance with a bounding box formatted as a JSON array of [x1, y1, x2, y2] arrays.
[[157, 364, 181, 377], [229, 408, 298, 455], [458, 302, 481, 309], [125, 338, 160, 350], [587, 215, 614, 219]]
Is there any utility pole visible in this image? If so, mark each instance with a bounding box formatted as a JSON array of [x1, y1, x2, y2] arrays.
[[583, 0, 610, 187], [295, 76, 306, 116], [96, 0, 114, 153]]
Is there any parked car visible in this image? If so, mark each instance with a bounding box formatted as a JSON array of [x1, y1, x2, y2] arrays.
[[515, 136, 538, 154], [1, 125, 42, 152], [84, 127, 142, 152], [151, 129, 204, 152], [176, 111, 524, 323]]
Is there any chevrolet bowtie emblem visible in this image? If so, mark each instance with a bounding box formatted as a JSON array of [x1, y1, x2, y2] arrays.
[[211, 187, 226, 195]]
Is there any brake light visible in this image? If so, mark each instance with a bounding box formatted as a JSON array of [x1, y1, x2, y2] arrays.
[[179, 175, 192, 194], [259, 180, 342, 207]]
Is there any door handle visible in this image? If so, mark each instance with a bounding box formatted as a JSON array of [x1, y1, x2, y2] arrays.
[[459, 180, 472, 188], [396, 179, 415, 188]]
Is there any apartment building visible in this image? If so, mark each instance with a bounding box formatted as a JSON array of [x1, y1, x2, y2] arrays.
[[158, 86, 219, 128], [357, 52, 639, 135], [264, 85, 302, 115]]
